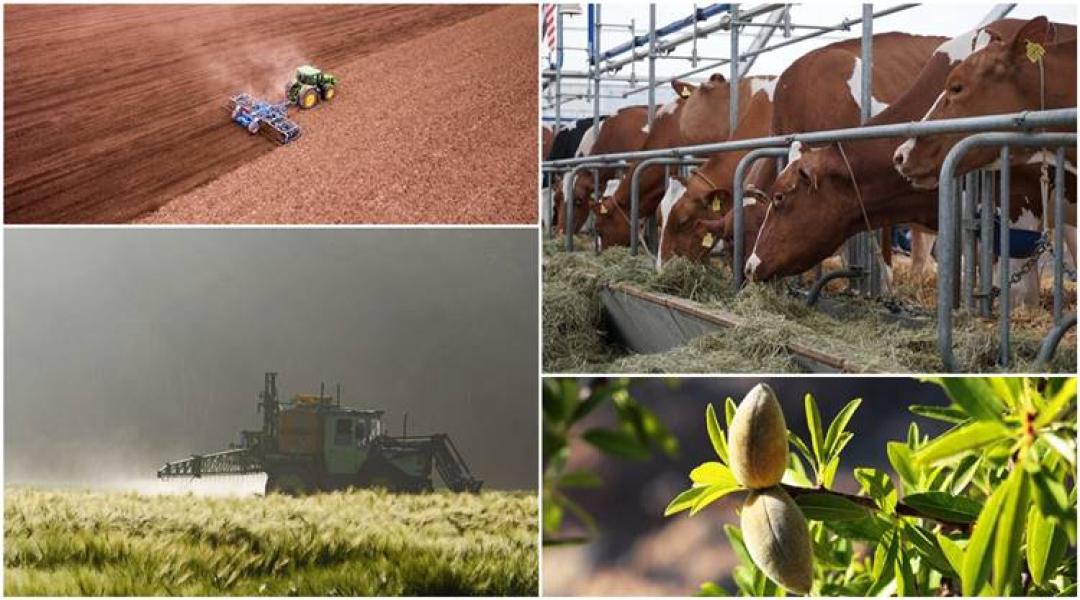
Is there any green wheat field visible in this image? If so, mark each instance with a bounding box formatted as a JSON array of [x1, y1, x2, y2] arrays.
[[5, 487, 538, 596]]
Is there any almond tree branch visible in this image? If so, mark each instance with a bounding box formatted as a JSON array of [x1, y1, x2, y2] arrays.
[[780, 483, 972, 532]]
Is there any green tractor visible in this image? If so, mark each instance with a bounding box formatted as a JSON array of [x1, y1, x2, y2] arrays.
[[158, 372, 482, 495], [286, 65, 337, 110]]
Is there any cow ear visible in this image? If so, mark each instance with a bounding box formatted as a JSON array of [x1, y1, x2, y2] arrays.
[[1009, 16, 1054, 61], [671, 80, 696, 98]]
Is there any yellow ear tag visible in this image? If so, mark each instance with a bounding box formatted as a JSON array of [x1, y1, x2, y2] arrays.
[[701, 232, 714, 248], [1025, 40, 1046, 63], [680, 87, 691, 98], [599, 204, 608, 214], [711, 195, 723, 212]]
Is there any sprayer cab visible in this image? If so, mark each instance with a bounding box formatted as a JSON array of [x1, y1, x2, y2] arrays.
[[287, 65, 337, 109], [157, 372, 482, 495]]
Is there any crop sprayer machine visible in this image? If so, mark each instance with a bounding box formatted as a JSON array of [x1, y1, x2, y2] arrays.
[[226, 65, 338, 145]]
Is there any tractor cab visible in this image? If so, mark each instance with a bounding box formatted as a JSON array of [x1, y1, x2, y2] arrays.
[[288, 65, 337, 109], [295, 65, 322, 86]]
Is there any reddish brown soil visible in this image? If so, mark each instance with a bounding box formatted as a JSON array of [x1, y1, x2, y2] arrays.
[[5, 4, 536, 224]]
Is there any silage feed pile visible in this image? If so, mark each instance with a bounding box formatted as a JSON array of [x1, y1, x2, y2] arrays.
[[543, 240, 1076, 373], [4, 487, 537, 596]]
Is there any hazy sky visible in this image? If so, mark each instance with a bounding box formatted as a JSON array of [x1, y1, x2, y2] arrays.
[[546, 2, 1077, 117], [4, 229, 538, 490]]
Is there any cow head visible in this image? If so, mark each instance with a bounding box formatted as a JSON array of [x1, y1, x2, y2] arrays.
[[657, 172, 731, 268], [679, 73, 733, 145], [894, 17, 1057, 187], [746, 147, 857, 281]]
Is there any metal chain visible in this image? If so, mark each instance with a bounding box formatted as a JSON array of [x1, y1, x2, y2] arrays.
[[989, 234, 1053, 299]]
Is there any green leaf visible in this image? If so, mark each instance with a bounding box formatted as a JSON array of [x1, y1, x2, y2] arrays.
[[887, 442, 918, 490], [823, 398, 862, 460], [1035, 377, 1076, 428], [1029, 464, 1071, 521], [855, 468, 897, 514], [1026, 504, 1068, 586], [820, 456, 840, 489], [706, 403, 728, 464], [557, 470, 602, 489], [542, 495, 564, 533], [991, 466, 1030, 593], [724, 397, 737, 430], [582, 428, 650, 460], [961, 467, 1012, 595], [1041, 431, 1077, 468], [794, 492, 869, 521], [987, 377, 1022, 409], [787, 432, 815, 468], [690, 483, 741, 516], [724, 523, 754, 568], [902, 491, 983, 523], [903, 524, 954, 575], [912, 420, 1008, 467], [949, 454, 981, 495], [698, 581, 728, 596], [690, 462, 738, 487], [909, 403, 969, 423], [805, 393, 825, 467], [664, 486, 710, 517], [867, 527, 900, 596], [924, 377, 1005, 422], [824, 514, 890, 541], [936, 533, 965, 575]]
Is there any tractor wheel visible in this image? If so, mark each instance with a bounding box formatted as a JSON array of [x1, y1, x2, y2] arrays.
[[298, 88, 319, 110], [322, 86, 335, 101]]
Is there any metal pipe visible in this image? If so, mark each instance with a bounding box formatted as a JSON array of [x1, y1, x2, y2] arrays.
[[629, 157, 706, 254], [544, 109, 1077, 168], [979, 170, 994, 317], [648, 4, 657, 126], [729, 4, 739, 136], [978, 4, 1017, 26], [1034, 314, 1077, 367], [554, 8, 563, 132], [962, 172, 978, 309], [806, 268, 866, 306], [998, 147, 1010, 367], [600, 4, 785, 73], [592, 3, 603, 243], [732, 147, 789, 288], [936, 132, 1076, 371], [1053, 147, 1066, 323], [620, 4, 918, 96], [736, 6, 786, 77]]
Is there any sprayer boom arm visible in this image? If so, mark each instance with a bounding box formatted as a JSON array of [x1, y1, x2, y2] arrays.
[[157, 448, 262, 479]]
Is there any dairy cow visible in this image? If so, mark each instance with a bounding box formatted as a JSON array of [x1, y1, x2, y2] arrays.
[[661, 32, 945, 272], [741, 20, 1074, 309]]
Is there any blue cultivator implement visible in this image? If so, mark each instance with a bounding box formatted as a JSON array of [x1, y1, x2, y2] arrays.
[[228, 94, 301, 145]]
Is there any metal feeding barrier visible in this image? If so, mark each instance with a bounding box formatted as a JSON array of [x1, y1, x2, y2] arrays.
[[544, 109, 1078, 370], [543, 3, 1075, 370]]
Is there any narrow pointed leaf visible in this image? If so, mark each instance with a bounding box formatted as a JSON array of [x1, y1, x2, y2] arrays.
[[690, 462, 738, 487], [823, 398, 862, 460], [902, 491, 983, 523], [912, 420, 1008, 467], [991, 468, 1030, 593], [925, 377, 1004, 422], [706, 403, 728, 464], [805, 393, 824, 466], [794, 492, 869, 521], [961, 470, 1011, 595], [664, 486, 710, 516]]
